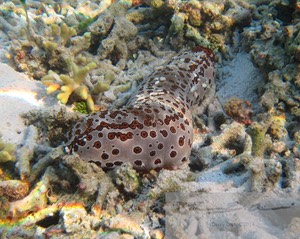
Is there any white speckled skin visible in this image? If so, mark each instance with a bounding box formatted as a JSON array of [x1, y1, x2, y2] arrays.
[[66, 46, 216, 171]]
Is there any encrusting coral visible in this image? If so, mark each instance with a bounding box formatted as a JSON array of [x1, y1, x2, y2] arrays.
[[224, 97, 253, 125]]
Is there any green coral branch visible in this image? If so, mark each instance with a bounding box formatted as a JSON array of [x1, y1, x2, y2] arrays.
[[247, 122, 272, 158], [43, 23, 77, 51], [93, 72, 115, 94]]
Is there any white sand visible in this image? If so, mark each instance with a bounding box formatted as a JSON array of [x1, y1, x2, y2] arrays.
[[217, 51, 264, 111], [0, 63, 57, 145]]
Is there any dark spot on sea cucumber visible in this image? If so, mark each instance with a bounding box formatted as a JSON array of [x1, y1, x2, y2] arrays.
[[170, 126, 176, 134], [86, 135, 93, 141], [179, 137, 184, 146], [108, 132, 115, 140], [150, 131, 157, 138], [160, 130, 168, 137], [170, 151, 177, 158], [112, 149, 119, 155], [180, 123, 185, 130], [106, 162, 114, 167], [89, 160, 102, 167], [93, 141, 102, 149], [114, 161, 123, 166], [140, 131, 148, 138], [134, 160, 142, 166], [133, 146, 142, 154], [101, 153, 109, 160], [150, 151, 156, 156]]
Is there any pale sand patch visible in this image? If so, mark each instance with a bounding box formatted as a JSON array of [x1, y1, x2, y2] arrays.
[[0, 63, 57, 145]]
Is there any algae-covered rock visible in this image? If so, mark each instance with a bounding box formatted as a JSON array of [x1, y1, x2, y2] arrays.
[[96, 9, 138, 69], [112, 163, 140, 194], [0, 180, 29, 201]]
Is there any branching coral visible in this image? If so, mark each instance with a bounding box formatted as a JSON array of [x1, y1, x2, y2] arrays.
[[42, 61, 97, 112], [7, 18, 93, 79], [41, 60, 133, 112], [42, 23, 77, 51]]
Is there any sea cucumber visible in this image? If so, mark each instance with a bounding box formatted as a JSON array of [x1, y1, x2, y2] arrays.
[[65, 46, 216, 171]]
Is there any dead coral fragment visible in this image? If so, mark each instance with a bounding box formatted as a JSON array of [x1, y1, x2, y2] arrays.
[[62, 154, 117, 211], [42, 61, 97, 112], [104, 214, 144, 237], [191, 122, 252, 170], [7, 167, 58, 219], [224, 98, 253, 125], [16, 125, 38, 180], [92, 4, 138, 69], [60, 204, 92, 234], [7, 179, 48, 219]]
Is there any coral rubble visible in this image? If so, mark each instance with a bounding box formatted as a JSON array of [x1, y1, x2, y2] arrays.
[[243, 0, 300, 116], [0, 0, 299, 238]]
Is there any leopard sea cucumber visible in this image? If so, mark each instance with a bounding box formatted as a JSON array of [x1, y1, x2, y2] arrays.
[[65, 46, 216, 171]]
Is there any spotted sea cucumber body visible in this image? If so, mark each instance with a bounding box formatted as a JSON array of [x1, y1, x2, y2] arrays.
[[66, 46, 215, 171]]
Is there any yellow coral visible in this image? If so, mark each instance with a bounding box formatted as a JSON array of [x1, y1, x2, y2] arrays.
[[93, 72, 115, 94], [42, 23, 77, 51], [269, 115, 287, 140], [0, 137, 16, 163], [42, 61, 97, 112]]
